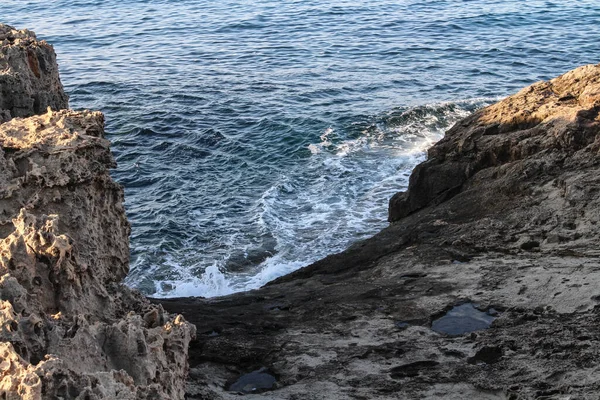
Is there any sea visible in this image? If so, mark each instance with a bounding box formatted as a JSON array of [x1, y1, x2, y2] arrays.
[[4, 0, 600, 298]]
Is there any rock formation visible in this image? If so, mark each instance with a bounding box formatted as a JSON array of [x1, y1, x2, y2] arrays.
[[0, 25, 68, 123], [389, 64, 600, 223], [0, 24, 194, 400], [158, 64, 600, 399]]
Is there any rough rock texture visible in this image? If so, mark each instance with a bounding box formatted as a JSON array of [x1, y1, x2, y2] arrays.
[[0, 110, 195, 400], [157, 64, 600, 399], [0, 24, 68, 123], [389, 63, 600, 223], [0, 28, 194, 400]]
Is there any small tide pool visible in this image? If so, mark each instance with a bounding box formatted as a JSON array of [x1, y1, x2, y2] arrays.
[[431, 303, 499, 336]]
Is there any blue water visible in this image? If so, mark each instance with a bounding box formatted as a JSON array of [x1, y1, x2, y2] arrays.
[[4, 1, 600, 297]]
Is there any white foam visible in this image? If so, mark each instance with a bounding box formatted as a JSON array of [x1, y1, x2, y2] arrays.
[[307, 143, 320, 154], [154, 263, 235, 298]]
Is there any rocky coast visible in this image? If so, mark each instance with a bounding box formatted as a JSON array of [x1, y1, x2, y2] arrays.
[[160, 66, 600, 398], [3, 23, 600, 399]]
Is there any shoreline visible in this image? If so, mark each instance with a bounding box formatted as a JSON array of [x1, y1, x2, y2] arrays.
[[3, 22, 600, 399], [158, 64, 600, 398]]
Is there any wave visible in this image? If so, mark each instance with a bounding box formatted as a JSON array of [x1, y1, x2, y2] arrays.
[[144, 98, 493, 298]]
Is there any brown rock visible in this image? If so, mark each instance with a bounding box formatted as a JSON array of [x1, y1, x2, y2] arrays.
[[0, 24, 68, 123], [389, 64, 600, 222], [0, 109, 195, 399]]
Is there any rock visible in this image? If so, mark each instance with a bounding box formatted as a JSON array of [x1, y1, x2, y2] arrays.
[[389, 64, 600, 222], [0, 24, 68, 123], [0, 28, 194, 400], [158, 64, 600, 399]]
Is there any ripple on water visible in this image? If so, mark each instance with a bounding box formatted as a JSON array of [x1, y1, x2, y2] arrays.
[[4, 0, 600, 297]]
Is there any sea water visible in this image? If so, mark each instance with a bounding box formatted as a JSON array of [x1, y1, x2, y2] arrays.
[[4, 0, 600, 297]]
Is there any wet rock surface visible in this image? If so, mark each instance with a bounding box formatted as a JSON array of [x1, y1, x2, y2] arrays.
[[0, 24, 68, 123], [0, 25, 194, 400], [228, 367, 277, 394], [158, 64, 600, 399], [431, 303, 497, 336]]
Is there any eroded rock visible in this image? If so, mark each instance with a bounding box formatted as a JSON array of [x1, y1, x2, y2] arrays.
[[390, 64, 600, 222], [0, 67, 194, 400], [0, 24, 68, 123]]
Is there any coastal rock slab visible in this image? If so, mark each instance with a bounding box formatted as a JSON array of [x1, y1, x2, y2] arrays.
[[0, 24, 68, 123], [389, 64, 600, 222]]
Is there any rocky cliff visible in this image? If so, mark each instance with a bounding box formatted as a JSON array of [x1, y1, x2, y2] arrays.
[[0, 25, 68, 123], [0, 24, 194, 400], [159, 64, 600, 399], [389, 64, 600, 223]]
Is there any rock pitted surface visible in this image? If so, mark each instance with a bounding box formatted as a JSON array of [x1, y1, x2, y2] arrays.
[[0, 24, 68, 123], [0, 26, 194, 400], [158, 64, 600, 399]]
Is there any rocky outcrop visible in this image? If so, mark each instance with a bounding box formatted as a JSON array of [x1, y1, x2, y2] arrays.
[[0, 24, 68, 123], [158, 64, 600, 399], [389, 64, 600, 222], [0, 26, 194, 400], [5, 21, 600, 400]]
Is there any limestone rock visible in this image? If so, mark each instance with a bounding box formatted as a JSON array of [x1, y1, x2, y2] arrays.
[[0, 24, 68, 123], [389, 63, 600, 222], [0, 110, 195, 399], [0, 26, 195, 399]]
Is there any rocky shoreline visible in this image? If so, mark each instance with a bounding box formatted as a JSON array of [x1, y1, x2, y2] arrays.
[[159, 65, 600, 398], [3, 24, 600, 399]]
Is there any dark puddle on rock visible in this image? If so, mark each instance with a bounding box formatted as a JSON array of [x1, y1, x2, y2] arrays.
[[390, 360, 439, 379], [228, 367, 277, 394], [431, 303, 498, 336], [467, 345, 503, 365], [395, 321, 410, 329]]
